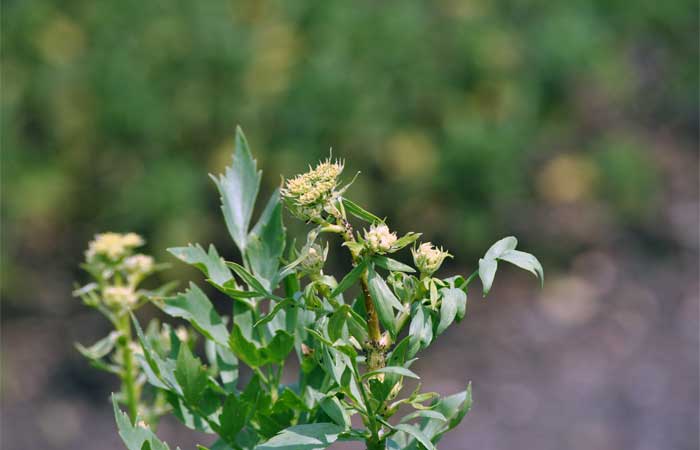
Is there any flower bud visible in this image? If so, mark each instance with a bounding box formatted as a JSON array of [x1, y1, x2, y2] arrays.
[[103, 286, 138, 308], [300, 244, 327, 274], [363, 224, 397, 254], [412, 242, 452, 275]]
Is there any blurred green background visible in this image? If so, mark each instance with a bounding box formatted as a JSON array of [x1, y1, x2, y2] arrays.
[[2, 1, 698, 449]]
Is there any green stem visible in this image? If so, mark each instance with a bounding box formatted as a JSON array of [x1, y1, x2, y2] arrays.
[[118, 313, 139, 424], [465, 269, 479, 286]]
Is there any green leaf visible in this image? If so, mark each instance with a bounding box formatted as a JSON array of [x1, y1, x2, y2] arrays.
[[484, 236, 518, 260], [400, 410, 447, 423], [254, 299, 295, 328], [341, 198, 382, 224], [219, 393, 251, 444], [478, 257, 497, 296], [161, 283, 230, 346], [211, 127, 261, 253], [373, 255, 415, 273], [427, 383, 473, 442], [228, 323, 263, 368], [113, 395, 174, 450], [247, 190, 286, 289], [227, 262, 272, 297], [174, 343, 209, 405], [437, 288, 465, 334], [168, 244, 233, 286], [131, 316, 180, 392], [394, 423, 435, 450], [363, 366, 420, 380], [390, 232, 422, 252], [407, 306, 433, 359], [75, 331, 120, 360], [318, 396, 351, 429], [498, 249, 544, 286], [366, 265, 403, 335], [264, 330, 295, 362], [254, 423, 344, 450], [329, 260, 367, 299], [478, 237, 543, 295]]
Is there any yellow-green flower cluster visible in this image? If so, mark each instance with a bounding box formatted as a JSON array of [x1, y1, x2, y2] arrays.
[[103, 286, 138, 308], [412, 242, 452, 275], [124, 254, 155, 274], [86, 232, 144, 261], [364, 224, 397, 254], [281, 158, 344, 220]]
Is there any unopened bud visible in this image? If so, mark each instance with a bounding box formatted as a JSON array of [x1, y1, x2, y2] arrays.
[[364, 224, 397, 254], [412, 242, 451, 275]]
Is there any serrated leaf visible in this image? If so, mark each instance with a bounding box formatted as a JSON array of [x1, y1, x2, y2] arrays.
[[373, 256, 415, 273], [254, 423, 343, 450], [167, 244, 233, 286], [264, 330, 294, 362], [247, 190, 285, 289], [161, 283, 230, 346], [219, 393, 251, 444], [211, 127, 261, 253], [113, 395, 173, 450], [329, 260, 367, 299], [341, 198, 382, 224], [394, 423, 435, 450], [228, 323, 263, 368], [497, 249, 544, 286], [363, 366, 419, 380], [174, 343, 209, 404]]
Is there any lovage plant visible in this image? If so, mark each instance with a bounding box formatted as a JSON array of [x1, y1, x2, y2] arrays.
[[77, 127, 542, 450]]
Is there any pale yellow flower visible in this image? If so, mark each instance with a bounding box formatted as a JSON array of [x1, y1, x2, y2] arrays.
[[124, 254, 154, 274], [281, 158, 344, 220], [364, 224, 397, 254], [86, 232, 144, 261], [103, 286, 138, 308]]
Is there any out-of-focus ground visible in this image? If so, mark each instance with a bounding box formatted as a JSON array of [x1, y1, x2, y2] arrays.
[[2, 1, 698, 449]]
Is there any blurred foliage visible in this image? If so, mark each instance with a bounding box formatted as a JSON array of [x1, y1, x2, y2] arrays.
[[2, 0, 697, 314]]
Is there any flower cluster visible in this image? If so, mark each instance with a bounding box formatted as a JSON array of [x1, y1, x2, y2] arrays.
[[281, 158, 344, 220], [363, 224, 397, 254], [86, 232, 144, 261], [124, 254, 155, 274], [412, 242, 452, 275], [103, 286, 138, 308]]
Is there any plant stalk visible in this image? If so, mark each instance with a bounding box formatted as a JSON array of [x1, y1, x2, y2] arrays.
[[118, 313, 139, 424], [336, 217, 384, 370]]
